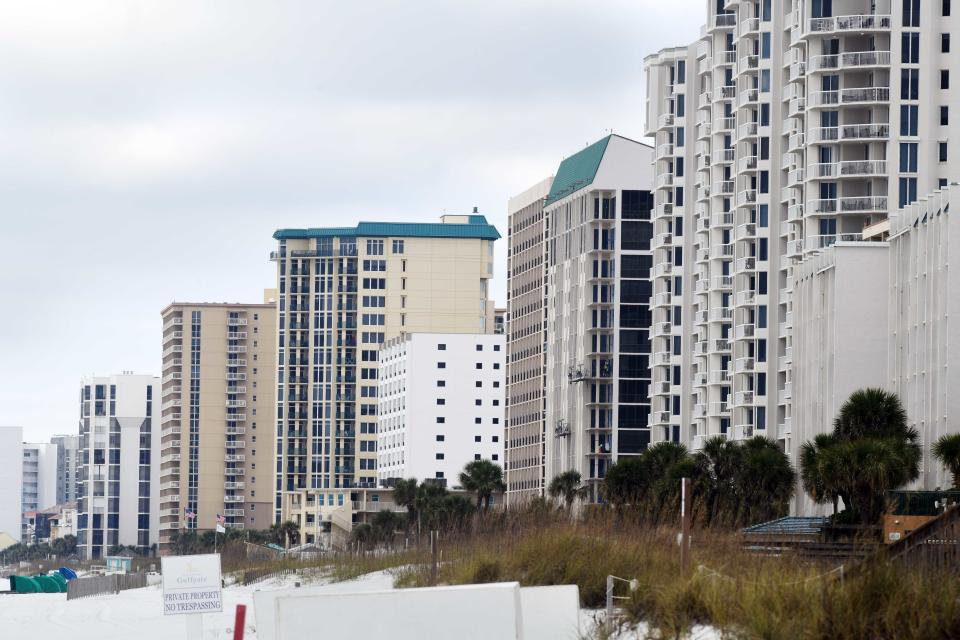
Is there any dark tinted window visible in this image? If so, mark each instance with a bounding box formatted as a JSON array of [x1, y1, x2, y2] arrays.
[[617, 428, 650, 453], [619, 380, 650, 403], [621, 190, 653, 220], [621, 255, 652, 278], [621, 221, 652, 250], [619, 355, 649, 378], [619, 330, 650, 354], [620, 305, 651, 328], [620, 280, 651, 303]]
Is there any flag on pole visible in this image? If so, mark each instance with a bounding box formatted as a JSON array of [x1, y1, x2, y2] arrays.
[[185, 509, 196, 520], [216, 513, 226, 525]]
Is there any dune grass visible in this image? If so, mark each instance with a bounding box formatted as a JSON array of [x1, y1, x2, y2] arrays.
[[387, 515, 960, 640]]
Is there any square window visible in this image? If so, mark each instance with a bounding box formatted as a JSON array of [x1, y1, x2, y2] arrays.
[[493, 363, 500, 369], [474, 417, 482, 424], [438, 344, 446, 350], [476, 344, 483, 351], [474, 454, 481, 460], [435, 453, 445, 460], [436, 417, 446, 423], [436, 435, 445, 442], [492, 418, 499, 424], [475, 399, 482, 406], [437, 380, 446, 387], [492, 454, 499, 461], [493, 399, 500, 406], [438, 362, 446, 369], [475, 435, 481, 442], [436, 472, 444, 479], [475, 363, 482, 369], [493, 344, 500, 351], [492, 436, 499, 442], [475, 381, 482, 387], [437, 398, 446, 405]]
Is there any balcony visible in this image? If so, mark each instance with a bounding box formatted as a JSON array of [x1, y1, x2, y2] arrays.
[[811, 233, 865, 249], [226, 399, 247, 408], [735, 290, 757, 307], [712, 13, 736, 29], [813, 196, 888, 214], [226, 372, 247, 381], [161, 344, 183, 358], [162, 316, 184, 331], [712, 275, 734, 290], [226, 426, 246, 435], [809, 50, 891, 72], [737, 88, 759, 109], [735, 357, 755, 373], [810, 160, 887, 179], [739, 17, 759, 35], [808, 14, 891, 34], [809, 87, 890, 107], [736, 256, 757, 272], [737, 122, 758, 140], [732, 424, 755, 440], [224, 495, 246, 503], [225, 440, 246, 449], [735, 391, 754, 405], [224, 454, 246, 463], [711, 244, 734, 260], [809, 123, 890, 143], [223, 509, 245, 517], [227, 317, 248, 326], [228, 331, 248, 340], [711, 212, 734, 228], [717, 117, 736, 132], [713, 180, 734, 196], [737, 155, 758, 172], [714, 339, 732, 353], [658, 112, 675, 130], [710, 369, 731, 384], [735, 323, 755, 340], [708, 401, 729, 416], [227, 345, 247, 354], [653, 292, 672, 307], [656, 143, 675, 158]]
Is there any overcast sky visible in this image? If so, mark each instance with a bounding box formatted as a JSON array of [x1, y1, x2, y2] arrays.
[[0, 0, 703, 442]]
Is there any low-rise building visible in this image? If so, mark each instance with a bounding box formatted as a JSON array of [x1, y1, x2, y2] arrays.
[[377, 333, 505, 486], [21, 442, 58, 539]]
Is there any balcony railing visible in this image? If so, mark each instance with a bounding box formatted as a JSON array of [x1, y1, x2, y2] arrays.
[[809, 50, 891, 72], [810, 160, 887, 178], [813, 196, 888, 213], [809, 87, 890, 107], [808, 14, 891, 33]]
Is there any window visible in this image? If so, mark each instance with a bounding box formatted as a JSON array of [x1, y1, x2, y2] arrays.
[[475, 344, 483, 351], [942, 106, 950, 126], [438, 343, 446, 350], [437, 362, 446, 368], [366, 239, 384, 255], [392, 240, 405, 254], [436, 435, 445, 442], [943, 70, 951, 89], [436, 398, 446, 405], [437, 380, 446, 387], [436, 417, 446, 423], [902, 32, 920, 63], [475, 417, 482, 424], [901, 105, 919, 136], [903, 0, 921, 26], [475, 399, 481, 406], [474, 436, 481, 442], [475, 362, 482, 369], [493, 363, 500, 369], [946, 0, 953, 15], [492, 454, 499, 461], [761, 32, 771, 58], [901, 69, 919, 99], [474, 454, 481, 460], [493, 344, 500, 351], [475, 381, 482, 387], [492, 436, 499, 442], [940, 142, 949, 162], [435, 453, 445, 460], [900, 143, 919, 172], [944, 33, 951, 52]]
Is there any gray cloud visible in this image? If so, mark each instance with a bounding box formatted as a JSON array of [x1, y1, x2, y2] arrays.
[[0, 0, 703, 440]]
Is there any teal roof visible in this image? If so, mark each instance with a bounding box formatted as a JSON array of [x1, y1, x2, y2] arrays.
[[545, 136, 611, 205], [274, 217, 500, 241]]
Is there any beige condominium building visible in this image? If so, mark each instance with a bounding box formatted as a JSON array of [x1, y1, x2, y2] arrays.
[[504, 176, 553, 504], [271, 213, 500, 522], [158, 291, 277, 552]]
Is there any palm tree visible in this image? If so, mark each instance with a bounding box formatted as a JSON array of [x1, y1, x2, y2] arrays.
[[694, 435, 742, 524], [799, 434, 841, 515], [393, 477, 419, 526], [735, 436, 795, 524], [801, 389, 921, 524], [933, 434, 960, 489], [270, 520, 301, 547], [548, 470, 588, 509], [603, 457, 648, 507], [458, 460, 506, 510]]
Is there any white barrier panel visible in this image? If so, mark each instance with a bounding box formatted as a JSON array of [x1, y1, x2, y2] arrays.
[[252, 572, 396, 640], [519, 585, 581, 640], [274, 582, 523, 640]]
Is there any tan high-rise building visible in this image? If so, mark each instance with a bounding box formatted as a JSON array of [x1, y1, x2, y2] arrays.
[[158, 291, 277, 552], [271, 214, 500, 522], [504, 177, 552, 504]]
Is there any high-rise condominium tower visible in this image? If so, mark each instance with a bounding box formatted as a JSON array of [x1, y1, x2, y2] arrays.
[[21, 442, 57, 539], [158, 293, 277, 553], [51, 434, 80, 505], [504, 177, 553, 504], [271, 215, 499, 521], [76, 373, 159, 559], [543, 135, 655, 502], [644, 0, 958, 453], [0, 427, 23, 542]]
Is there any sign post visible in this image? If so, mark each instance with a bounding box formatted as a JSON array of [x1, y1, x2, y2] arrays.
[[162, 553, 223, 640], [680, 477, 691, 575]]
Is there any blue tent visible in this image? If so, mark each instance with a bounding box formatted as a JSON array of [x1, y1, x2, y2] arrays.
[[58, 567, 78, 581]]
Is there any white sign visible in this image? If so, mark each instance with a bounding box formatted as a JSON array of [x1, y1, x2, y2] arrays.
[[161, 553, 223, 615]]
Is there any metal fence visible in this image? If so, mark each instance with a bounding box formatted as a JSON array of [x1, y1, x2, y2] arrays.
[[66, 572, 148, 600]]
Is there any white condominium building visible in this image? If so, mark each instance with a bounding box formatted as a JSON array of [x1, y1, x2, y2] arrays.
[[377, 333, 506, 486], [645, 0, 958, 451], [158, 293, 277, 553], [0, 427, 24, 542], [887, 186, 960, 491], [543, 135, 655, 502], [76, 373, 160, 559], [271, 214, 499, 521], [504, 176, 553, 504], [21, 442, 57, 539], [791, 241, 888, 513], [51, 434, 80, 505]]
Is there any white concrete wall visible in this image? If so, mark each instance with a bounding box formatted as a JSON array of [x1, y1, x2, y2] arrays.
[[378, 333, 505, 485], [0, 427, 23, 541], [792, 243, 890, 514]]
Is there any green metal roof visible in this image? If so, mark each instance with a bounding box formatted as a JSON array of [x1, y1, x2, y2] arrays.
[[274, 217, 500, 241], [545, 136, 611, 205]]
